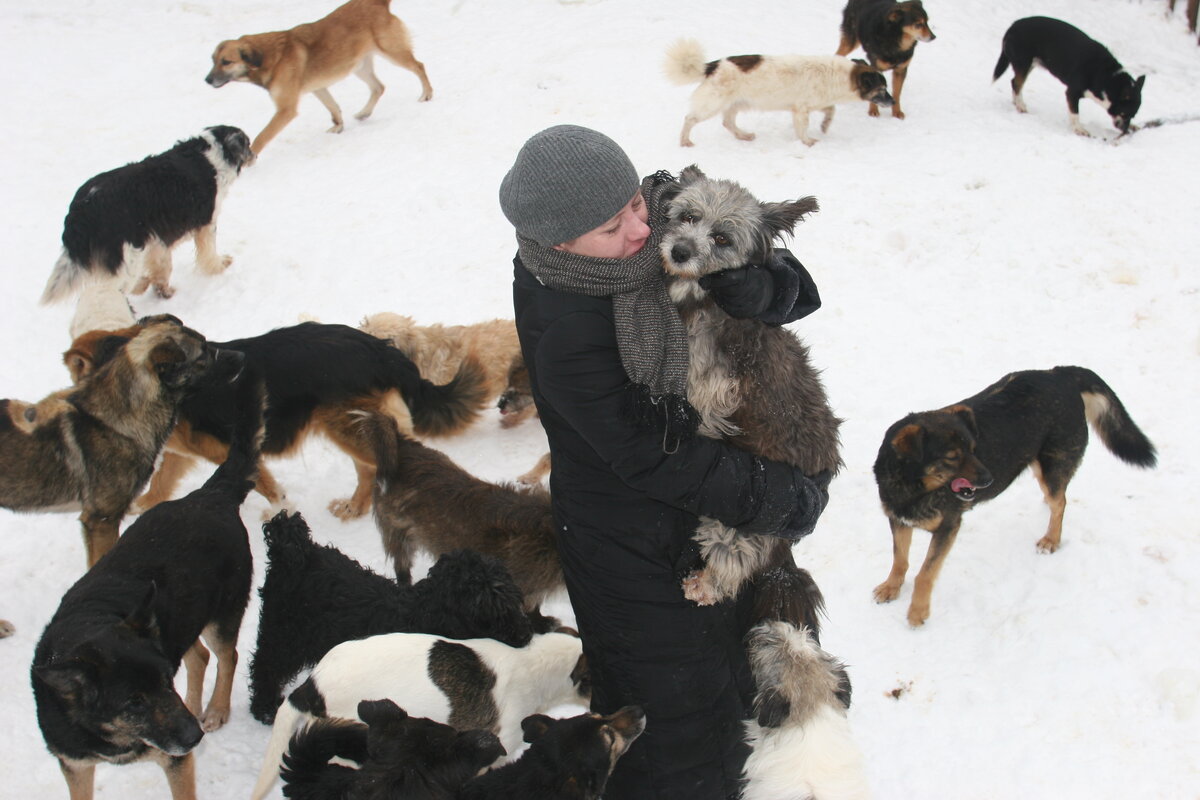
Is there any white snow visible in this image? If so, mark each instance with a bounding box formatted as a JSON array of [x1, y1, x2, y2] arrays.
[[1, 0, 1197, 797]]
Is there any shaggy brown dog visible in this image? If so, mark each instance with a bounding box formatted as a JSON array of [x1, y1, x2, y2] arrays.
[[365, 407, 562, 611], [205, 0, 433, 154], [1, 316, 239, 566]]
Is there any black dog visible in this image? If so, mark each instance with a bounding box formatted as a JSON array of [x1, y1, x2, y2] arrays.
[[248, 510, 555, 724], [42, 125, 254, 303], [994, 16, 1146, 136], [872, 366, 1156, 626], [458, 706, 646, 800], [836, 0, 935, 119], [67, 320, 488, 520], [279, 699, 505, 800], [30, 375, 263, 799]]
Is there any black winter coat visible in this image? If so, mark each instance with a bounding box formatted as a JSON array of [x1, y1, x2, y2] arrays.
[[512, 255, 811, 800]]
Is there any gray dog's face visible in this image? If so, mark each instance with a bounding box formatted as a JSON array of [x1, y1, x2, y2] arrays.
[[660, 166, 818, 286]]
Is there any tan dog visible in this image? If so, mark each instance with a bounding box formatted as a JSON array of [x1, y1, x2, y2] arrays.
[[205, 0, 434, 154]]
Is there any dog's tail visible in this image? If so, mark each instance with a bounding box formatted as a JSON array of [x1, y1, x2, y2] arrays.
[[1054, 366, 1157, 468], [742, 621, 867, 800], [41, 250, 88, 304], [992, 50, 1010, 82], [202, 367, 266, 504], [664, 38, 709, 86], [404, 356, 490, 438], [279, 717, 368, 798], [250, 681, 317, 800], [749, 556, 828, 643]]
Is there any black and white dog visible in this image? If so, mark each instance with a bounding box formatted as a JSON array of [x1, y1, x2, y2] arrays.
[[993, 17, 1145, 136], [42, 125, 254, 303]]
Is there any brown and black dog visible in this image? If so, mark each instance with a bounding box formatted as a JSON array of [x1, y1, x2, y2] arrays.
[[1, 316, 239, 567], [836, 0, 936, 119], [65, 321, 487, 521], [872, 366, 1156, 627], [205, 0, 434, 154]]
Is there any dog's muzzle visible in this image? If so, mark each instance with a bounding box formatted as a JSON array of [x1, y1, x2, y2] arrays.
[[950, 476, 992, 501], [205, 72, 231, 88]]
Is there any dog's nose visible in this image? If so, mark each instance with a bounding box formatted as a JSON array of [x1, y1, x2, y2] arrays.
[[670, 243, 693, 264]]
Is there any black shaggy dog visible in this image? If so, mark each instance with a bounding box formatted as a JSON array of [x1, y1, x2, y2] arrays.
[[994, 16, 1146, 136], [42, 125, 254, 303], [279, 699, 505, 800], [873, 366, 1157, 626], [30, 376, 263, 800], [458, 706, 646, 800], [248, 510, 553, 724]]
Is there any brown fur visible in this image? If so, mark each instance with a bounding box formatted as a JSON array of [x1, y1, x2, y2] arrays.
[[366, 406, 562, 611], [205, 0, 433, 154], [1, 317, 237, 566]]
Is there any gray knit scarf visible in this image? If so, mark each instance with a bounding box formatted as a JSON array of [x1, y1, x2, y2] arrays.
[[518, 172, 698, 450]]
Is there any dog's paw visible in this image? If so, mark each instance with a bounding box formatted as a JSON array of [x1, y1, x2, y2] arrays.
[[154, 283, 176, 300], [892, 108, 906, 120], [328, 496, 369, 521], [200, 704, 231, 732], [802, 138, 818, 147], [735, 131, 756, 142], [682, 572, 719, 606], [872, 581, 901, 604], [906, 605, 930, 627], [0, 619, 15, 638], [328, 122, 345, 134], [1036, 536, 1061, 554], [868, 105, 881, 118]]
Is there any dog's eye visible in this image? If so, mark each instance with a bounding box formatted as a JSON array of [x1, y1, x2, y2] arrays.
[[712, 234, 729, 246], [125, 694, 148, 713], [221, 59, 233, 66], [680, 212, 697, 223]]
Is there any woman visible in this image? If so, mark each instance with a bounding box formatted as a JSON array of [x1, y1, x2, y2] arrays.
[[500, 125, 829, 799]]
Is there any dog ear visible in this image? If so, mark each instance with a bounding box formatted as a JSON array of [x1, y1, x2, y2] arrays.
[[459, 729, 506, 766], [887, 7, 904, 24], [753, 687, 792, 728], [944, 404, 978, 438], [760, 197, 820, 238], [890, 423, 924, 460], [679, 164, 706, 185], [241, 47, 264, 69], [1135, 75, 1146, 91], [150, 339, 189, 386], [521, 714, 554, 743], [358, 698, 406, 726], [63, 350, 95, 384], [137, 313, 183, 327], [570, 653, 592, 697], [123, 582, 160, 639], [33, 661, 99, 705]]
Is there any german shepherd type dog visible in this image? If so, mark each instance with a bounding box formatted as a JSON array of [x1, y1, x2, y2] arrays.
[[31, 378, 262, 800], [836, 0, 936, 119], [664, 39, 893, 147], [659, 166, 842, 630], [41, 126, 254, 304], [366, 409, 563, 610], [279, 699, 505, 800], [873, 366, 1157, 627], [65, 321, 487, 521], [205, 0, 433, 154], [1, 316, 240, 566], [993, 16, 1146, 137], [248, 510, 549, 724]]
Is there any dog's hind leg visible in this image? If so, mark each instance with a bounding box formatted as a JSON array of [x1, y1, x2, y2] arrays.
[[57, 757, 96, 800], [835, 32, 856, 57], [328, 459, 376, 521], [312, 88, 346, 134], [192, 223, 232, 276], [907, 519, 962, 627], [721, 106, 756, 142], [352, 55, 386, 121], [1029, 457, 1078, 554], [375, 18, 434, 101], [819, 105, 836, 134], [134, 451, 198, 512], [182, 640, 211, 717], [129, 238, 175, 299], [1010, 63, 1031, 113], [80, 510, 121, 568], [872, 518, 913, 606], [197, 623, 239, 731]]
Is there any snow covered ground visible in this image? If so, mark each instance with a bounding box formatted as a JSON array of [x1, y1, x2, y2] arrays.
[[1, 0, 1197, 797]]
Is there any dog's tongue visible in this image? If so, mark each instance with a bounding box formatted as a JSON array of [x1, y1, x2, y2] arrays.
[[951, 478, 975, 494]]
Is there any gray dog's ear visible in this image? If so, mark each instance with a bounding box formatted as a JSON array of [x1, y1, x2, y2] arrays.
[[679, 164, 706, 185], [760, 196, 820, 237]]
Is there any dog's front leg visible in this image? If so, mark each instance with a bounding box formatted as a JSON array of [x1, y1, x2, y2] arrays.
[[192, 224, 232, 275], [57, 758, 95, 800], [792, 106, 818, 146], [154, 750, 198, 800], [312, 88, 345, 133], [79, 510, 121, 568], [251, 91, 301, 154], [134, 451, 198, 512], [819, 104, 836, 134], [872, 517, 912, 605], [907, 519, 962, 627], [889, 63, 910, 119]]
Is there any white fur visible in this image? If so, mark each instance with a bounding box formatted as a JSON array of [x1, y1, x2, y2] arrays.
[[743, 705, 871, 800], [249, 631, 585, 800], [68, 283, 136, 340], [665, 39, 878, 147]]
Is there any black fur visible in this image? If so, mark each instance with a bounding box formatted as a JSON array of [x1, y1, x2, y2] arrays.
[[280, 699, 505, 800], [30, 376, 262, 796], [248, 510, 549, 724], [993, 16, 1145, 133], [839, 0, 934, 69], [44, 126, 253, 302], [458, 707, 646, 800]]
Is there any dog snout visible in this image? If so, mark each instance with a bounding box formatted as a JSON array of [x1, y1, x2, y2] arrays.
[[205, 71, 229, 88], [874, 90, 895, 108], [669, 242, 693, 264]]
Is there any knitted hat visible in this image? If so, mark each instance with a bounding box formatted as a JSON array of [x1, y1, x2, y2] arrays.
[[499, 125, 640, 247]]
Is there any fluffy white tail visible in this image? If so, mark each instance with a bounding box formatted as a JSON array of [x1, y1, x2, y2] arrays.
[[41, 250, 86, 304], [743, 704, 871, 800], [249, 697, 308, 800], [664, 38, 709, 86]]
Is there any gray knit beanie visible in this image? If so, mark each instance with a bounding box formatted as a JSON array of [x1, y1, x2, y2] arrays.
[[499, 125, 640, 247]]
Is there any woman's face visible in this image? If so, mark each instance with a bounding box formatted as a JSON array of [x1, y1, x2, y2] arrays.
[[554, 191, 650, 259]]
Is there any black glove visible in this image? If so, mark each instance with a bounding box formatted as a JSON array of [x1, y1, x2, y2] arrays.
[[767, 468, 833, 543], [698, 248, 821, 326]]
